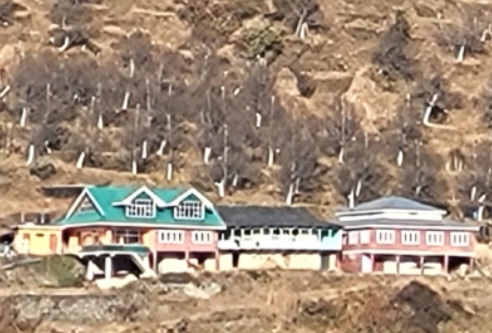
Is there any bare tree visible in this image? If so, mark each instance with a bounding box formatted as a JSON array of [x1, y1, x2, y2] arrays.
[[277, 119, 325, 205], [392, 139, 447, 202], [435, 6, 490, 63], [409, 73, 463, 129], [372, 11, 416, 81], [267, 0, 325, 39]]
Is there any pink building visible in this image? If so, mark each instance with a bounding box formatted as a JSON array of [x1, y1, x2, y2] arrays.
[[337, 196, 480, 275]]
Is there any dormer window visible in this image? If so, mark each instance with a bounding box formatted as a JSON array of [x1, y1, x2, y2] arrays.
[[126, 199, 155, 219], [174, 201, 204, 220]]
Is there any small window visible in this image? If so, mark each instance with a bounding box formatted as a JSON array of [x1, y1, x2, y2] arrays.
[[450, 232, 470, 247], [191, 231, 213, 244], [426, 231, 444, 246], [159, 230, 184, 244], [174, 201, 204, 220], [401, 230, 420, 245], [348, 231, 358, 245], [360, 230, 371, 244], [126, 199, 155, 219], [79, 197, 94, 212], [114, 229, 142, 244], [376, 230, 395, 244]]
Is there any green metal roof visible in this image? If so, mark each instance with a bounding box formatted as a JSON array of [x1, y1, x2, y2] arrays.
[[53, 185, 226, 229], [79, 244, 151, 255]]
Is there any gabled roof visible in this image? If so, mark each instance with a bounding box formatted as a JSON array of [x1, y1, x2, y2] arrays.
[[55, 185, 225, 229], [337, 196, 445, 214], [217, 205, 340, 228]]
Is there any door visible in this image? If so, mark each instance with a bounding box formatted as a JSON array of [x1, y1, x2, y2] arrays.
[[361, 254, 373, 273], [22, 234, 30, 254], [50, 234, 58, 253]]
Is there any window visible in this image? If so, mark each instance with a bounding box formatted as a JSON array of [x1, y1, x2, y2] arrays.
[[174, 201, 204, 220], [79, 197, 94, 212], [426, 231, 444, 246], [192, 231, 213, 244], [451, 232, 470, 247], [114, 229, 142, 244], [360, 230, 371, 244], [159, 230, 184, 244], [126, 199, 155, 218], [376, 230, 395, 244], [348, 231, 358, 245], [401, 230, 420, 245]]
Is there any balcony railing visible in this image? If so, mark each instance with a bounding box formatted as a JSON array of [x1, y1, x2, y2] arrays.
[[217, 235, 342, 251]]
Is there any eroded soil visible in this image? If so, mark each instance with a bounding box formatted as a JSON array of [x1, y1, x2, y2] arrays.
[[0, 270, 490, 333]]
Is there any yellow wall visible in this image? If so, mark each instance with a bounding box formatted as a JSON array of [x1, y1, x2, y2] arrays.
[[14, 227, 62, 256], [15, 226, 156, 256]]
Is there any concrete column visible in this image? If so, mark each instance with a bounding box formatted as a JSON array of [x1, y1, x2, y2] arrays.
[[104, 256, 113, 281], [396, 255, 400, 275], [215, 250, 220, 271], [469, 257, 474, 274], [153, 251, 158, 272], [420, 256, 424, 275], [370, 253, 375, 273], [444, 255, 449, 275], [86, 260, 95, 281]]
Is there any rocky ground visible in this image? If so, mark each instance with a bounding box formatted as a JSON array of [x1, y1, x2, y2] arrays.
[[2, 0, 492, 219], [0, 269, 491, 333]]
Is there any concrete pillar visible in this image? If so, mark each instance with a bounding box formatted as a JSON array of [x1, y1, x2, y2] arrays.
[[104, 256, 113, 281], [444, 255, 449, 275], [469, 257, 474, 274], [396, 255, 400, 275], [153, 251, 158, 272], [370, 253, 375, 273], [86, 260, 95, 281], [215, 250, 220, 271], [420, 256, 424, 275]]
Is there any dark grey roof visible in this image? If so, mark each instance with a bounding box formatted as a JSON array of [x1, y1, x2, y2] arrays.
[[340, 196, 444, 213], [216, 206, 340, 228], [340, 218, 480, 229]]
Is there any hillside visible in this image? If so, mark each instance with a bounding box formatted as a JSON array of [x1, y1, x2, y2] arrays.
[[0, 0, 492, 218]]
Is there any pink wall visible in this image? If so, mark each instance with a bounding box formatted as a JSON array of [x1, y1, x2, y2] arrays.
[[151, 230, 219, 253], [342, 228, 476, 253]]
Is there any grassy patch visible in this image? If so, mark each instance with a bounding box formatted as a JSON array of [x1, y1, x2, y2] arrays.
[[31, 255, 85, 288]]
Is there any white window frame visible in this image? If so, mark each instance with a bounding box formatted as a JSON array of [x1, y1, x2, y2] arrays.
[[360, 230, 371, 244], [348, 231, 358, 245], [401, 230, 420, 245], [426, 231, 444, 246], [174, 201, 204, 220], [113, 229, 142, 244], [191, 231, 213, 244], [450, 232, 470, 247], [159, 230, 184, 244], [376, 230, 395, 244], [126, 199, 155, 219]]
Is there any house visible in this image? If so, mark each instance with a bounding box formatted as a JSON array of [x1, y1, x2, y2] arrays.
[[336, 196, 480, 275], [14, 185, 226, 276], [216, 206, 342, 271]]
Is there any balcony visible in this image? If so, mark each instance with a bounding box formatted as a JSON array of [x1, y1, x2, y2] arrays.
[[218, 235, 342, 251]]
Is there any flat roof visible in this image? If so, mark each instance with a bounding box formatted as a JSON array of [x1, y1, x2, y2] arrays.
[[216, 205, 340, 228]]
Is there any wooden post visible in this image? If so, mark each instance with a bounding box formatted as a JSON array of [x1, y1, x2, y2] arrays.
[[396, 255, 400, 275], [420, 256, 424, 275]]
